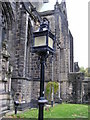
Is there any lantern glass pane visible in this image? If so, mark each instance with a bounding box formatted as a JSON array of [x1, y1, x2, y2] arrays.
[[34, 36, 46, 47], [48, 37, 53, 49]]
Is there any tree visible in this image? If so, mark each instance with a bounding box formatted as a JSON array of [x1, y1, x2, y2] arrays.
[[45, 81, 59, 104], [85, 67, 90, 77], [79, 67, 90, 77], [79, 67, 86, 74]]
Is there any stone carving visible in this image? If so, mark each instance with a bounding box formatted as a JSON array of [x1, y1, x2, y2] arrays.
[[2, 40, 13, 92]]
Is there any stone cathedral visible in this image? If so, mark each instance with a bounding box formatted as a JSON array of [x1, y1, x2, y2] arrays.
[[0, 0, 85, 117]]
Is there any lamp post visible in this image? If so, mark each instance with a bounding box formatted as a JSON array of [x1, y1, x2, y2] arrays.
[[33, 18, 55, 120]]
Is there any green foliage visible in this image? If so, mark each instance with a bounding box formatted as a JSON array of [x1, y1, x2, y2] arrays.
[[80, 67, 90, 77], [45, 81, 59, 101], [85, 67, 90, 77], [79, 67, 86, 74]]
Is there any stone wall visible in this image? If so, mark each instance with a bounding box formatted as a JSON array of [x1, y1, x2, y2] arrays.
[[0, 2, 14, 117], [39, 1, 72, 101], [0, 1, 75, 117], [82, 77, 90, 103], [11, 2, 39, 109], [68, 72, 84, 103]]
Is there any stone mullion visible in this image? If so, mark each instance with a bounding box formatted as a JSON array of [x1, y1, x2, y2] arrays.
[[67, 34, 70, 73], [58, 16, 62, 99], [65, 30, 70, 75], [25, 18, 32, 78], [60, 19, 65, 48], [60, 22, 66, 78], [29, 19, 33, 79], [65, 33, 70, 100], [23, 12, 29, 78], [70, 33, 74, 72], [26, 44, 30, 77], [29, 52, 32, 78], [0, 5, 3, 117], [0, 5, 2, 82]]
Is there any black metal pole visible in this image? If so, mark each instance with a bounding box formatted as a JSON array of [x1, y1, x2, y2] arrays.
[[15, 105, 17, 114], [38, 55, 45, 120]]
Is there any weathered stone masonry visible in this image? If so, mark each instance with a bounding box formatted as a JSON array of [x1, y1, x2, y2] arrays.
[[39, 2, 72, 100], [0, 2, 15, 117], [0, 1, 84, 117]]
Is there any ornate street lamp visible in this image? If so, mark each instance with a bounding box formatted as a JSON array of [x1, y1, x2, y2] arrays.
[[33, 18, 55, 120], [33, 18, 55, 55]]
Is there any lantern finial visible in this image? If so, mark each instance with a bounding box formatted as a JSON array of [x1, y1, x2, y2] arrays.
[[39, 18, 49, 31]]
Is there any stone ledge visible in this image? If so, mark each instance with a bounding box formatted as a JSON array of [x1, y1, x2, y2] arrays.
[[39, 10, 55, 16], [12, 77, 31, 81]]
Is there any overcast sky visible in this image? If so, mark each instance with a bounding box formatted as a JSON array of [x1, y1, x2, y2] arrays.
[[40, 0, 88, 68], [66, 0, 88, 69]]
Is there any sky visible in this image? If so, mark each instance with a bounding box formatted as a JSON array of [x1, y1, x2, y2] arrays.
[[40, 0, 88, 68]]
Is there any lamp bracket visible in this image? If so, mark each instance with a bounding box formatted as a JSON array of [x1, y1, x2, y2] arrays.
[[39, 18, 49, 31]]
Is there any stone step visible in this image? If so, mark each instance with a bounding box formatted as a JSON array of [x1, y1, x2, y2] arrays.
[[0, 105, 14, 118], [1, 106, 8, 112], [0, 110, 10, 118], [0, 101, 14, 114]]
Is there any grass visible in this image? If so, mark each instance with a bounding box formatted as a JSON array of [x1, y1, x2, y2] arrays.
[[10, 103, 88, 119], [44, 104, 88, 118]]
